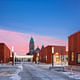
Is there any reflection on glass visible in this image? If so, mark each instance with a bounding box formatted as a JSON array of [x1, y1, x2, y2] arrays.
[[71, 52, 74, 61], [78, 53, 80, 63]]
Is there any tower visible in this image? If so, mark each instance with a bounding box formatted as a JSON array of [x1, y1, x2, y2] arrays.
[[29, 37, 34, 55], [41, 44, 44, 49]]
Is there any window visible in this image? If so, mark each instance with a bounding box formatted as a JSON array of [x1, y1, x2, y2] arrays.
[[77, 53, 80, 63], [71, 52, 74, 62], [61, 55, 64, 61]]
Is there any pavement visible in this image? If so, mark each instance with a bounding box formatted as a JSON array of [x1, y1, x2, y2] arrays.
[[0, 64, 22, 80], [33, 63, 80, 80], [0, 62, 80, 80], [19, 62, 77, 80]]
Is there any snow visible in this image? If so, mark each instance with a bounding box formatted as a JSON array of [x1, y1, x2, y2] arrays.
[[62, 71, 80, 80], [0, 62, 80, 80], [10, 74, 21, 80], [23, 63, 67, 80], [0, 65, 18, 77], [10, 64, 23, 80], [34, 63, 80, 80]]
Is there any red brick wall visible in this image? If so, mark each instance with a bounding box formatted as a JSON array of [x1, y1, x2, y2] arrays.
[[68, 31, 80, 66], [33, 54, 37, 62], [46, 46, 52, 64], [0, 43, 10, 63], [39, 45, 66, 64], [39, 48, 47, 63], [0, 44, 4, 63]]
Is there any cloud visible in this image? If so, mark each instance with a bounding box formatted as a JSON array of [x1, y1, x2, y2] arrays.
[[0, 29, 67, 55]]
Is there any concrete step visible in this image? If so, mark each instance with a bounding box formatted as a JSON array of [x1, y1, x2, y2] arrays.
[[49, 66, 64, 71]]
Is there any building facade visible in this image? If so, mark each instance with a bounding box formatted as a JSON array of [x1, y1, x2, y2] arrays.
[[39, 45, 66, 65], [68, 31, 80, 66], [27, 37, 35, 55], [29, 37, 34, 54], [0, 43, 10, 63], [33, 47, 40, 63], [15, 55, 33, 62]]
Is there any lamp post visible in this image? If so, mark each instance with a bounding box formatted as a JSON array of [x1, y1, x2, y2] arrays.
[[52, 47, 54, 67], [37, 53, 39, 64], [14, 52, 16, 65], [12, 46, 14, 65]]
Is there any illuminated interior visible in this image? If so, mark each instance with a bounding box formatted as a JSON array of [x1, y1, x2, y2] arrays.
[[54, 52, 60, 64]]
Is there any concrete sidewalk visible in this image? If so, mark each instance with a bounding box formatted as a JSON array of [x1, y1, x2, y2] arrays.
[[34, 63, 80, 80], [0, 64, 23, 80], [19, 63, 74, 80]]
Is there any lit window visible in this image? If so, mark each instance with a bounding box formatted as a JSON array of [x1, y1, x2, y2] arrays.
[[78, 53, 80, 63], [71, 52, 74, 61]]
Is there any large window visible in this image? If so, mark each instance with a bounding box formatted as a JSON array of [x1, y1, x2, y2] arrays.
[[77, 53, 80, 63], [71, 52, 74, 62], [55, 52, 60, 62]]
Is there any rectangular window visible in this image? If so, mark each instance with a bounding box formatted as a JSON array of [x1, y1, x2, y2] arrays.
[[77, 53, 80, 63], [71, 52, 74, 62]]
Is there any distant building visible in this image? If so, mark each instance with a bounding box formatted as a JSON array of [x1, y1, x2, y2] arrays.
[[41, 45, 44, 49], [27, 37, 35, 55], [33, 47, 40, 63], [0, 43, 11, 63], [29, 37, 34, 54], [15, 55, 33, 62], [39, 45, 67, 65], [27, 37, 40, 55], [68, 30, 80, 66], [34, 47, 40, 54]]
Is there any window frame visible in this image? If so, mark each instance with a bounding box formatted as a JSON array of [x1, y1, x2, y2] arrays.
[[71, 52, 75, 62], [77, 53, 80, 64]]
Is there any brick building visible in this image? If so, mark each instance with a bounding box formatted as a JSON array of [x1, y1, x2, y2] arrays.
[[68, 31, 80, 66], [39, 45, 66, 65], [33, 47, 40, 63], [33, 53, 39, 63], [0, 43, 11, 63]]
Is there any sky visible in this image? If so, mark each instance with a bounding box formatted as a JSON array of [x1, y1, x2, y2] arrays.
[[0, 0, 80, 55], [0, 0, 80, 40], [0, 29, 67, 55]]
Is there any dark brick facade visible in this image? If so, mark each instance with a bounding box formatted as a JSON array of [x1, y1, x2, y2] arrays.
[[39, 45, 66, 64], [33, 53, 37, 62], [0, 43, 10, 63], [68, 31, 80, 66]]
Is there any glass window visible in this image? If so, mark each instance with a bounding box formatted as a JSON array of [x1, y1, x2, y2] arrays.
[[71, 52, 74, 61], [78, 53, 80, 63]]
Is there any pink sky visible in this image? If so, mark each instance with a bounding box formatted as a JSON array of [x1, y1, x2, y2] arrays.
[[0, 29, 67, 55]]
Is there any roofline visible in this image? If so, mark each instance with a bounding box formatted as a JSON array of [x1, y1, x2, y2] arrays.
[[45, 45, 66, 48], [68, 30, 80, 38], [0, 43, 10, 50]]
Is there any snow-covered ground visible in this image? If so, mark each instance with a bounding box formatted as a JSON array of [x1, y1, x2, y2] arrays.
[[10, 64, 23, 80], [34, 62, 80, 80], [0, 64, 23, 80], [0, 62, 80, 80], [61, 71, 80, 80], [19, 62, 75, 80]]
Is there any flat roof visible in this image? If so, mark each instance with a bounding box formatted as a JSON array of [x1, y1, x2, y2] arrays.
[[46, 45, 66, 48]]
